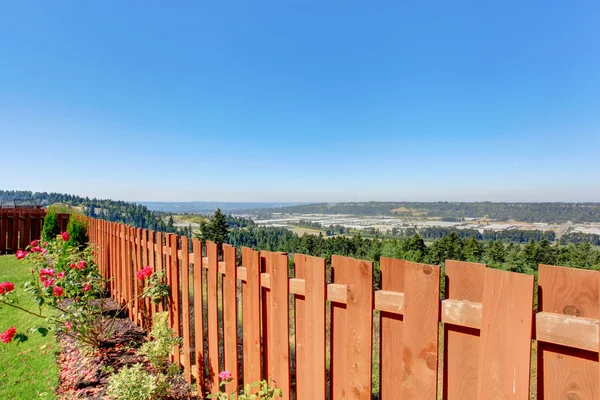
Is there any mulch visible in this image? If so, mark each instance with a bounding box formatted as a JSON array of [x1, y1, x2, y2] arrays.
[[55, 298, 201, 399]]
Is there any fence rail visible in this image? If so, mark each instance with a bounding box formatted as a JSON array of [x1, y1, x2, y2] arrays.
[[87, 217, 600, 399]]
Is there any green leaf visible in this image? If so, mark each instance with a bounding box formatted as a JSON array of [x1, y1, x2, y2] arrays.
[[37, 327, 49, 336], [14, 333, 28, 343]]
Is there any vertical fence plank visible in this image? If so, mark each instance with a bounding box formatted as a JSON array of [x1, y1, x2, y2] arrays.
[[264, 251, 290, 397], [379, 257, 406, 400], [11, 212, 19, 251], [401, 262, 440, 399], [24, 213, 31, 247], [156, 232, 164, 312], [295, 254, 326, 400], [242, 247, 261, 387], [223, 244, 239, 392], [443, 260, 485, 400], [477, 268, 534, 399], [206, 241, 220, 392], [147, 230, 156, 324], [192, 238, 205, 394], [0, 212, 7, 253], [331, 255, 373, 400], [170, 234, 181, 366], [134, 228, 142, 326], [181, 236, 192, 383], [537, 264, 599, 399]]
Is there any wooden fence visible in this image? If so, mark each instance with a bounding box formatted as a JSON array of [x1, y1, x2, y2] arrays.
[[88, 217, 600, 399], [0, 209, 70, 254]]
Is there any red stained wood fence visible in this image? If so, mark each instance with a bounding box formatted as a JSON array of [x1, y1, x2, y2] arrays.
[[88, 217, 600, 399], [0, 208, 70, 254]]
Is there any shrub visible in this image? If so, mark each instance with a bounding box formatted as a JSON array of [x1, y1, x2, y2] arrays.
[[41, 209, 60, 242], [66, 214, 89, 248], [107, 363, 157, 400], [138, 312, 182, 371]]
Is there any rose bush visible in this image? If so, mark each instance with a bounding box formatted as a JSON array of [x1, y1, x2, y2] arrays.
[[1, 232, 170, 350]]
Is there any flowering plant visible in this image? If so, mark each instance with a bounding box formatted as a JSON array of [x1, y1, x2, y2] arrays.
[[207, 371, 283, 400], [0, 233, 108, 347]]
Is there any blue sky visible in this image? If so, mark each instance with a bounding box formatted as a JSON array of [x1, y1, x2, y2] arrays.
[[1, 1, 598, 202]]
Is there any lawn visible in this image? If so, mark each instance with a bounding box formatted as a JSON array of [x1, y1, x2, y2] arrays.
[[0, 255, 59, 399]]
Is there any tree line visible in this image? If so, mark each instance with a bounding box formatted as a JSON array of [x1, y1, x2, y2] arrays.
[[256, 201, 600, 223]]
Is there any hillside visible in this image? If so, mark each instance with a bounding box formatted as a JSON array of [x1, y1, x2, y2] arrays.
[[254, 201, 600, 223]]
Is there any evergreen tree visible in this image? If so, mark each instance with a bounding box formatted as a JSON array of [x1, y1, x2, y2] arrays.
[[41, 209, 61, 242], [211, 209, 229, 246]]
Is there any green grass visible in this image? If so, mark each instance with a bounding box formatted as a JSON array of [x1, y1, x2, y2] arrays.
[[0, 255, 59, 399]]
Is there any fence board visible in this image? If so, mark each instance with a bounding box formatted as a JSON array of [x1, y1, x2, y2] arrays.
[[223, 244, 238, 392], [331, 255, 373, 400], [206, 241, 220, 392], [156, 232, 164, 313], [443, 260, 485, 400], [379, 257, 406, 399], [181, 236, 192, 383], [477, 268, 534, 399], [170, 234, 181, 366], [192, 238, 205, 394], [401, 262, 440, 399], [295, 254, 326, 400], [242, 247, 261, 387], [537, 264, 599, 399], [0, 212, 7, 252]]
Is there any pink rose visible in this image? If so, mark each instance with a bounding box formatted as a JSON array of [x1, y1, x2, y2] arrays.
[[43, 279, 55, 288], [65, 322, 72, 331], [41, 249, 48, 255], [57, 272, 65, 279], [43, 242, 48, 247], [52, 286, 64, 297], [60, 232, 70, 241], [218, 370, 232, 380], [69, 263, 76, 269], [142, 266, 153, 278], [40, 268, 55, 278], [1, 327, 17, 343], [78, 261, 87, 270], [0, 282, 15, 295], [136, 270, 145, 280], [31, 246, 42, 253], [82, 283, 91, 292], [15, 250, 28, 260], [30, 240, 38, 247]]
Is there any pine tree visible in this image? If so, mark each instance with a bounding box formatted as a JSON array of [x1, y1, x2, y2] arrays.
[[210, 209, 229, 246]]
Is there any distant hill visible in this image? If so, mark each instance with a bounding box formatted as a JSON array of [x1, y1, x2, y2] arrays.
[[251, 201, 600, 223], [141, 201, 304, 213]]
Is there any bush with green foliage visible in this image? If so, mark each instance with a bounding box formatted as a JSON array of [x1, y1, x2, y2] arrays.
[[66, 214, 89, 248], [107, 363, 158, 400], [139, 312, 182, 371], [41, 209, 60, 242]]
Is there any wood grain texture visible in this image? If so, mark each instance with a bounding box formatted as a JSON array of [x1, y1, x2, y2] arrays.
[[222, 244, 238, 392], [181, 236, 192, 383], [155, 232, 164, 313], [402, 262, 440, 400], [379, 257, 406, 400], [242, 247, 261, 387], [477, 268, 534, 400], [264, 251, 290, 397], [443, 260, 485, 400], [537, 264, 599, 399], [148, 230, 156, 323], [331, 254, 373, 400], [206, 241, 220, 392], [169, 234, 181, 365], [192, 238, 205, 394], [295, 254, 326, 400], [135, 228, 143, 326]]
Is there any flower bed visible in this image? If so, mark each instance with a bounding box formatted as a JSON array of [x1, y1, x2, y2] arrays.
[[1, 230, 199, 399]]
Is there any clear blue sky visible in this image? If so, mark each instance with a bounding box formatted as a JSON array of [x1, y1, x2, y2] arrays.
[[1, 1, 598, 202]]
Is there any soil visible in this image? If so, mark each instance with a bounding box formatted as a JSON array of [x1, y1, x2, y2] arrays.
[[55, 298, 201, 399]]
